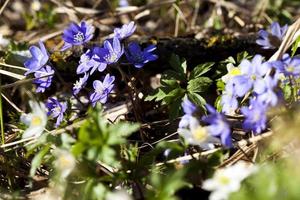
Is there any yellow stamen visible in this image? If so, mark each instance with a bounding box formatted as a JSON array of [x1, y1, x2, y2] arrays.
[[218, 175, 230, 185], [229, 68, 241, 76], [192, 126, 209, 142], [31, 116, 42, 126]]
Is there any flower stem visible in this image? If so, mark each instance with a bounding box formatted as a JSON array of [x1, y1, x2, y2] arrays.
[[0, 77, 4, 144]]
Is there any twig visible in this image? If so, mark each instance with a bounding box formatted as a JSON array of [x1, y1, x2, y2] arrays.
[[0, 0, 10, 15], [1, 74, 53, 89], [1, 93, 23, 113], [0, 62, 28, 71], [156, 131, 273, 166]]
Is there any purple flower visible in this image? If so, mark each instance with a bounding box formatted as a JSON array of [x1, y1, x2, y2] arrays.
[[241, 98, 267, 134], [114, 21, 136, 40], [202, 104, 232, 148], [232, 55, 270, 97], [254, 74, 279, 106], [179, 98, 197, 129], [119, 0, 129, 7], [221, 80, 238, 114], [182, 97, 197, 115], [274, 54, 300, 76], [90, 74, 115, 107], [73, 73, 89, 95], [61, 21, 94, 51], [256, 22, 288, 49], [33, 65, 54, 93], [93, 37, 124, 69], [77, 49, 106, 75], [125, 42, 158, 68], [24, 41, 49, 75], [46, 98, 67, 127]]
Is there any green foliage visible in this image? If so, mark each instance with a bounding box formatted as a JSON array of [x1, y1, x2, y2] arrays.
[[146, 167, 190, 200], [291, 36, 300, 56], [231, 160, 300, 200], [23, 4, 57, 30], [146, 54, 213, 119], [71, 107, 140, 167]]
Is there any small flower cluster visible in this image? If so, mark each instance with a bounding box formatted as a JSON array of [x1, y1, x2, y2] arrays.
[[24, 41, 54, 93], [178, 98, 232, 149], [202, 161, 257, 200], [64, 21, 157, 106], [22, 20, 158, 131], [220, 54, 279, 134], [220, 49, 300, 135], [178, 22, 300, 148]]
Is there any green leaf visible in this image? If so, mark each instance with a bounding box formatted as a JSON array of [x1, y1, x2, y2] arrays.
[[169, 54, 187, 75], [164, 88, 185, 104], [168, 97, 184, 119], [147, 168, 190, 200], [189, 62, 214, 79], [291, 35, 300, 56], [162, 69, 186, 83], [30, 145, 51, 177], [188, 92, 206, 111], [187, 77, 212, 93], [216, 79, 225, 92]]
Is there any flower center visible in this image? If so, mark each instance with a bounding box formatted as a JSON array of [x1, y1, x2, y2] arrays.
[[286, 65, 295, 73], [96, 87, 105, 95], [229, 68, 241, 76], [192, 126, 208, 142], [105, 53, 118, 63], [74, 32, 85, 43], [31, 116, 42, 126], [251, 74, 256, 80], [58, 155, 73, 168], [80, 54, 90, 63], [133, 53, 144, 62], [52, 106, 61, 116], [218, 175, 230, 185]]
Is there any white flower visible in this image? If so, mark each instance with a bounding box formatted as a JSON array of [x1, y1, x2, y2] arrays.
[[21, 101, 47, 139], [178, 116, 220, 149], [54, 149, 76, 178], [31, 0, 42, 11], [221, 63, 241, 83], [0, 34, 9, 47], [106, 190, 132, 200], [202, 161, 258, 200]]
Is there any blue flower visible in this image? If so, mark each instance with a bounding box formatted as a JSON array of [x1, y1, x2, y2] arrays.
[[256, 22, 288, 49], [73, 73, 89, 95], [202, 104, 232, 148], [46, 98, 67, 127], [33, 65, 54, 93], [232, 55, 270, 97], [182, 97, 197, 115], [241, 98, 267, 134], [125, 42, 158, 68], [114, 21, 136, 40], [178, 116, 220, 150], [254, 74, 279, 106], [93, 37, 124, 69], [77, 49, 106, 75], [90, 74, 115, 107], [61, 21, 94, 51], [24, 41, 49, 75], [119, 0, 129, 7], [179, 97, 197, 129], [274, 54, 300, 76], [221, 80, 238, 114]]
